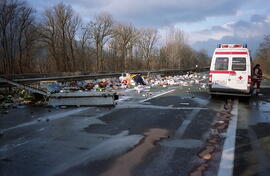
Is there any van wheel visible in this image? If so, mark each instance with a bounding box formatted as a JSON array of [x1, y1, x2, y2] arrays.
[[239, 96, 251, 103]]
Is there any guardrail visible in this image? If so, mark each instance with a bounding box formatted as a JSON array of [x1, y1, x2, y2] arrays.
[[0, 67, 209, 87]]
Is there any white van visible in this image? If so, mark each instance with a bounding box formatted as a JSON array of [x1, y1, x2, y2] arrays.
[[209, 44, 252, 96]]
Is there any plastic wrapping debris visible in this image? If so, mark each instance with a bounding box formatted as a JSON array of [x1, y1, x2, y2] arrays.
[[121, 73, 133, 85], [85, 83, 95, 90], [133, 74, 146, 85], [47, 83, 61, 93]]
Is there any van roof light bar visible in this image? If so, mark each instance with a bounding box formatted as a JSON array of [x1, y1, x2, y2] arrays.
[[220, 44, 246, 48]]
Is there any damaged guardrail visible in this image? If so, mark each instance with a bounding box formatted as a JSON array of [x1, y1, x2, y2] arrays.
[[0, 67, 209, 85], [0, 77, 117, 106]]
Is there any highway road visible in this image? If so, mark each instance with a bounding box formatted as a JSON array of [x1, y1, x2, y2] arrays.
[[0, 73, 270, 176]]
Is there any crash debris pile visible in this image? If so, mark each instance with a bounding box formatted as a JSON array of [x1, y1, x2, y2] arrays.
[[39, 72, 208, 94], [0, 72, 208, 109], [0, 89, 40, 110]]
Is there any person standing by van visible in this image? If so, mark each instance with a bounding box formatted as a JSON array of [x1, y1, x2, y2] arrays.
[[253, 64, 263, 95]]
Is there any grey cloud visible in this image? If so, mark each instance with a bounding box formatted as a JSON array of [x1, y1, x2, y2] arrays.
[[28, 0, 247, 27], [105, 0, 247, 27], [196, 26, 229, 35], [250, 14, 267, 22], [229, 20, 252, 28], [192, 14, 270, 57], [192, 36, 263, 58], [211, 26, 229, 32]]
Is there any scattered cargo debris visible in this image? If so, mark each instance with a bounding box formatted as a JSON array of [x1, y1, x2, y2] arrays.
[[1, 72, 208, 108]]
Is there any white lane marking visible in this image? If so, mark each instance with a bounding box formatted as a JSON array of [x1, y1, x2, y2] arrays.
[[2, 107, 91, 132], [175, 109, 200, 137], [217, 99, 238, 176], [174, 98, 209, 138], [139, 89, 175, 103], [175, 120, 192, 137]]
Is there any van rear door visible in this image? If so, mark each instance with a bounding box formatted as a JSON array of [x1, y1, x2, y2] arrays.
[[228, 57, 249, 91], [211, 57, 230, 89]]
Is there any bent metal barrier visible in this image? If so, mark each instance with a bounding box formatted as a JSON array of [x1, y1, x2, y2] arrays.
[[0, 77, 117, 106]]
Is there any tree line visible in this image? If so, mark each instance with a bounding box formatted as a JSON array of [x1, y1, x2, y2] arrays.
[[255, 34, 270, 76], [0, 0, 210, 74]]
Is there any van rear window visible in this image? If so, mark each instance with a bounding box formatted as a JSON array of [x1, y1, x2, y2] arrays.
[[232, 57, 246, 71], [215, 57, 229, 70]]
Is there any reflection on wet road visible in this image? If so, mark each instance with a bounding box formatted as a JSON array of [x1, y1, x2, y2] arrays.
[[234, 87, 270, 176]]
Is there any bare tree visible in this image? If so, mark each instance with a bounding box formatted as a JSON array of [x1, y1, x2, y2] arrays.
[[87, 13, 113, 71], [0, 1, 211, 74], [0, 0, 36, 74], [256, 34, 270, 75], [40, 3, 81, 72], [138, 28, 159, 69], [256, 35, 270, 61], [196, 49, 210, 67], [163, 27, 186, 69], [112, 23, 138, 70], [17, 5, 36, 73], [77, 25, 91, 71]]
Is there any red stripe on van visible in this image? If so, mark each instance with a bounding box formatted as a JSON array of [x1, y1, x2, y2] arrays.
[[209, 70, 236, 74], [215, 52, 248, 55]]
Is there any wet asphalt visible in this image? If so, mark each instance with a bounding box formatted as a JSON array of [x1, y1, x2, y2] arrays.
[[0, 75, 270, 176], [233, 86, 270, 176]]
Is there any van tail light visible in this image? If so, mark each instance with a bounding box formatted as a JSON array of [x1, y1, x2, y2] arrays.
[[209, 74, 212, 83], [248, 75, 252, 84]]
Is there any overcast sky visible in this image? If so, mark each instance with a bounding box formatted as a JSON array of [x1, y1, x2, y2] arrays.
[[28, 0, 270, 56]]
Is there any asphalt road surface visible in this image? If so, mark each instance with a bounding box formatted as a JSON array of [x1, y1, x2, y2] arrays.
[[1, 74, 270, 176]]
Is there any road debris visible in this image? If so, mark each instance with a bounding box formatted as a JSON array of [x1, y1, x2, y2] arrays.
[[190, 163, 209, 176], [189, 99, 234, 176], [198, 145, 216, 160], [1, 72, 208, 108]]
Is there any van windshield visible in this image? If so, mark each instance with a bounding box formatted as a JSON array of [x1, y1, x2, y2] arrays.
[[232, 57, 246, 71], [215, 57, 229, 70]]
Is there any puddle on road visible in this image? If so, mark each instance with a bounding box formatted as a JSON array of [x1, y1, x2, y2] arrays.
[[100, 128, 169, 176], [251, 101, 270, 123]]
